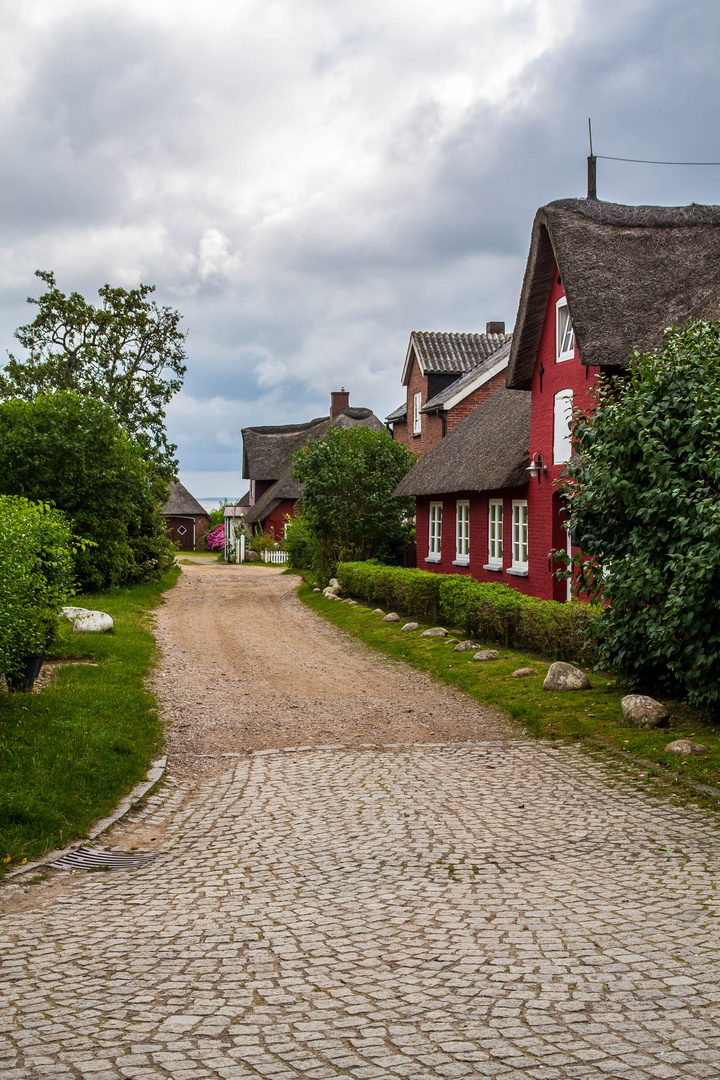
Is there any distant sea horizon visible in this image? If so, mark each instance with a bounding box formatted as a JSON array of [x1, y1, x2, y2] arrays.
[[198, 498, 240, 513]]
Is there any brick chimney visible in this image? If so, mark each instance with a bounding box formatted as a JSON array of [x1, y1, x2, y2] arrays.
[[330, 387, 350, 418], [486, 321, 505, 336]]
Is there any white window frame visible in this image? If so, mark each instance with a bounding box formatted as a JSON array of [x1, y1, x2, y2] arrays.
[[413, 392, 422, 435], [510, 500, 528, 575], [553, 389, 574, 464], [556, 296, 575, 362], [454, 500, 469, 565], [485, 499, 503, 570], [426, 502, 442, 562]]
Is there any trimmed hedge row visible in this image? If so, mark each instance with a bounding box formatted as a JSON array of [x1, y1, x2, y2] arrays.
[[336, 561, 602, 665], [0, 496, 75, 680]]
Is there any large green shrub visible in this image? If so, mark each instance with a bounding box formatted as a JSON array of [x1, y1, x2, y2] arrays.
[[0, 392, 175, 591], [0, 496, 75, 678], [337, 562, 601, 664], [291, 426, 416, 575], [565, 318, 720, 710]]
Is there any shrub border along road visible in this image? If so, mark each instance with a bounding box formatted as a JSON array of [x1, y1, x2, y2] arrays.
[[1, 566, 179, 875], [299, 584, 720, 813]]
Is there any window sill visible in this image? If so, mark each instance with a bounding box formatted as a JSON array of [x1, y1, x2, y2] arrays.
[[425, 555, 441, 564], [483, 563, 502, 573], [507, 567, 528, 577], [452, 558, 469, 566]]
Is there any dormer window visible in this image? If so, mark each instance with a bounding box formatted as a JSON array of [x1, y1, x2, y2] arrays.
[[556, 296, 575, 362]]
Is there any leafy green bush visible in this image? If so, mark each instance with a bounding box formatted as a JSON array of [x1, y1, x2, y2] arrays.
[[249, 529, 278, 554], [291, 426, 416, 576], [565, 318, 720, 710], [337, 562, 601, 664], [284, 512, 319, 572], [0, 496, 75, 678], [0, 392, 175, 591]]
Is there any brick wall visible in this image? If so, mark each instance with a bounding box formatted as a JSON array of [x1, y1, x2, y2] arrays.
[[406, 351, 444, 456], [444, 367, 508, 435]]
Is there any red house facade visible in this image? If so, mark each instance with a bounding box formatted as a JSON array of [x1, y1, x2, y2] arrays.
[[397, 198, 720, 601]]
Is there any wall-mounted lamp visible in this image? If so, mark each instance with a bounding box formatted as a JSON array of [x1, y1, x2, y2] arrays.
[[527, 452, 546, 484]]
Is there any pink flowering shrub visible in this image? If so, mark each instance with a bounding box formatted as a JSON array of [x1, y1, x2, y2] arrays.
[[205, 524, 225, 551]]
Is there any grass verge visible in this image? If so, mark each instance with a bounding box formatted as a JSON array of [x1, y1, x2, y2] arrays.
[[299, 584, 720, 811], [1, 566, 179, 873]]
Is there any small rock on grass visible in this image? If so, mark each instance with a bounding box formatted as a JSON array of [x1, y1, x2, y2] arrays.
[[329, 578, 340, 587], [473, 650, 499, 662], [454, 640, 478, 652], [543, 662, 590, 691], [421, 627, 447, 638], [372, 608, 384, 615], [346, 600, 359, 606], [313, 587, 321, 593], [73, 612, 113, 633], [445, 637, 459, 644], [665, 739, 707, 755], [383, 612, 400, 622], [402, 622, 419, 632], [621, 694, 670, 729], [512, 667, 537, 678]]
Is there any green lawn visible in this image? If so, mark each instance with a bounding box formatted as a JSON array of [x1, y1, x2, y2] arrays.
[[299, 584, 720, 811], [0, 566, 179, 873]]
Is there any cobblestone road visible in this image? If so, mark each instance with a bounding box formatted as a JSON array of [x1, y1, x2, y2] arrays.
[[2, 741, 720, 1079]]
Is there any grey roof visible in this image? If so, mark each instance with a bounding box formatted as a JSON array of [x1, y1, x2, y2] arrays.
[[393, 388, 531, 498], [164, 481, 208, 517], [506, 198, 720, 390], [243, 407, 385, 524], [385, 401, 407, 423], [422, 337, 512, 413], [405, 331, 510, 384]]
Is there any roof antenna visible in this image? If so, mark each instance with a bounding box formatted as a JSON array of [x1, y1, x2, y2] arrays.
[[587, 118, 597, 200]]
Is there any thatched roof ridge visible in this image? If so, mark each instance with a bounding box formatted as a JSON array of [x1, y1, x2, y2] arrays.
[[422, 337, 512, 412], [164, 481, 208, 517], [242, 407, 384, 481], [244, 470, 303, 524], [506, 198, 720, 390], [393, 388, 531, 497], [402, 331, 510, 384]]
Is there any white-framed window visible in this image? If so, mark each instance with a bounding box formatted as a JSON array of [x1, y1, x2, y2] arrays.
[[455, 501, 469, 564], [553, 389, 574, 464], [511, 500, 528, 571], [413, 392, 422, 435], [556, 296, 575, 362], [487, 500, 503, 567], [427, 502, 442, 562]]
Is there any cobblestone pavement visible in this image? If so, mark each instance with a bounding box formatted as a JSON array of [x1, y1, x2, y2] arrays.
[[2, 742, 720, 1079]]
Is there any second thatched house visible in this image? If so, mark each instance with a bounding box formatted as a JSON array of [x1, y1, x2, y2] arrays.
[[242, 389, 385, 538], [163, 481, 210, 551]]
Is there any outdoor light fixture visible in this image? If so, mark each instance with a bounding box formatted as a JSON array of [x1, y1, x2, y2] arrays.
[[527, 452, 546, 483]]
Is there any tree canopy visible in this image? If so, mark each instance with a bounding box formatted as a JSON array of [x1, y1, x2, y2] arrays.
[[0, 392, 176, 591], [564, 318, 720, 712], [290, 425, 416, 574], [0, 271, 187, 480]]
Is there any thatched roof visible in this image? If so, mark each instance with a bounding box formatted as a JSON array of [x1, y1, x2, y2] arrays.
[[393, 388, 531, 497], [242, 407, 383, 481], [402, 331, 510, 385], [164, 481, 208, 517], [506, 198, 720, 390], [243, 407, 385, 524], [422, 337, 512, 413]]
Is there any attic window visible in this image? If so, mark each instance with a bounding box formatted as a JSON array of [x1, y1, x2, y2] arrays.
[[177, 526, 187, 536], [413, 392, 422, 435], [556, 297, 575, 362]]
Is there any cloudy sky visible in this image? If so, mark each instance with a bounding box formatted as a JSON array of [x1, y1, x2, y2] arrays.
[[0, 0, 718, 497]]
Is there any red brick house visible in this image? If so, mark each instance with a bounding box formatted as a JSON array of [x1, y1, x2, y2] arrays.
[[386, 326, 510, 455], [397, 198, 720, 600], [242, 390, 385, 537]]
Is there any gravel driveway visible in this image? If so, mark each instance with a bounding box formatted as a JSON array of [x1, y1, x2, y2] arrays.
[[1, 562, 719, 1079]]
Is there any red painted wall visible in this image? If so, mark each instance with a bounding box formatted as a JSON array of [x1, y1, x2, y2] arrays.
[[263, 499, 298, 539], [415, 490, 536, 596], [525, 270, 598, 600]]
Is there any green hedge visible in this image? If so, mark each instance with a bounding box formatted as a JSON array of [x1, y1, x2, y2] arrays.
[[0, 496, 75, 679], [336, 562, 602, 665]]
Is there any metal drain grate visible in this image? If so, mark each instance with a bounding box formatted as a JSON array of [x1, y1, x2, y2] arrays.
[[49, 846, 158, 872]]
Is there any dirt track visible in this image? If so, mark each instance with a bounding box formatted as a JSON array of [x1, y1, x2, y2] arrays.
[[153, 560, 513, 778]]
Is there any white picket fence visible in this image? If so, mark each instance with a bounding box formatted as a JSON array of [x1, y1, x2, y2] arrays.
[[262, 548, 289, 565]]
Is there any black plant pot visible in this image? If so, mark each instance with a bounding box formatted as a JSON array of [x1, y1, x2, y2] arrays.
[[6, 651, 45, 693]]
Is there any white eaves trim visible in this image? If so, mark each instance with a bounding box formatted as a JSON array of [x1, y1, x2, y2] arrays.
[[401, 336, 422, 386], [433, 352, 509, 412]]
